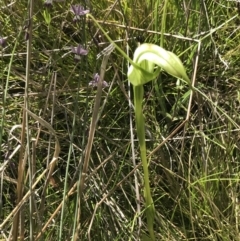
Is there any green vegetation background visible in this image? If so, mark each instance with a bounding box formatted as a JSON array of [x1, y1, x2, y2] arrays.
[[1, 0, 240, 240]]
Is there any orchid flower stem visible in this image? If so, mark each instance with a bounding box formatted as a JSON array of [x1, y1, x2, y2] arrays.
[[134, 85, 155, 240]]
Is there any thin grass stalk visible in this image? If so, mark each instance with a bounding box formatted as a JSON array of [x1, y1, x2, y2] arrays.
[[187, 134, 196, 240], [31, 139, 37, 231], [153, 0, 167, 125], [0, 160, 2, 219], [73, 51, 112, 241], [160, 0, 167, 48], [153, 0, 160, 43], [26, 1, 34, 240], [12, 51, 26, 239], [46, 73, 57, 168], [72, 177, 81, 241], [38, 73, 57, 218], [58, 107, 75, 241]]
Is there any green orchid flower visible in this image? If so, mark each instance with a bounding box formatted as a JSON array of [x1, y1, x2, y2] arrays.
[[128, 43, 190, 86]]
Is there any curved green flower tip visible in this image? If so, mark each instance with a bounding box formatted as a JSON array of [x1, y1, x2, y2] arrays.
[[128, 43, 190, 86]]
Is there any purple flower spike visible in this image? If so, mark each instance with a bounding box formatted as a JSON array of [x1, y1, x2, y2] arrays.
[[70, 5, 89, 21], [89, 73, 109, 88], [0, 37, 7, 47], [71, 44, 88, 61], [44, 0, 53, 7]]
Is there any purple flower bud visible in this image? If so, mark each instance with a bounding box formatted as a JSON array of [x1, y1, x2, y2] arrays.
[[70, 5, 89, 22], [71, 44, 88, 61], [89, 73, 109, 88]]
